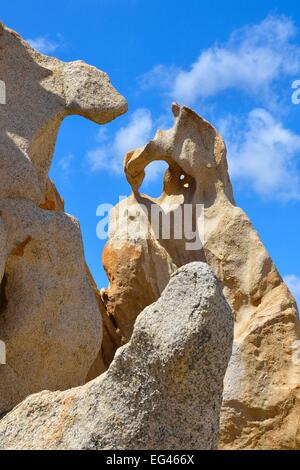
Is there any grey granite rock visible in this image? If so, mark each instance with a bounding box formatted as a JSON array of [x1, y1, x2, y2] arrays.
[[0, 262, 233, 450]]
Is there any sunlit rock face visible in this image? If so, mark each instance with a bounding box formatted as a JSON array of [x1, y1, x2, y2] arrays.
[[99, 104, 300, 450], [1, 19, 299, 451], [0, 22, 127, 413], [0, 263, 233, 450]]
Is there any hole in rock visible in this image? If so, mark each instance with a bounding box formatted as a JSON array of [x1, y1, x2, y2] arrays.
[[139, 161, 169, 198], [49, 116, 130, 291]]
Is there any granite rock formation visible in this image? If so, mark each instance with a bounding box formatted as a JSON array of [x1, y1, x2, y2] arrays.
[[1, 20, 299, 451], [0, 23, 127, 413], [0, 262, 233, 450], [99, 104, 300, 449]]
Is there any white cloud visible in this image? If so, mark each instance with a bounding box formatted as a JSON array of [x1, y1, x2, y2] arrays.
[[137, 15, 300, 201], [56, 153, 75, 181], [284, 274, 300, 308], [27, 35, 63, 54], [221, 108, 300, 200], [87, 108, 154, 175], [141, 15, 300, 106], [142, 160, 169, 184], [138, 64, 180, 91]]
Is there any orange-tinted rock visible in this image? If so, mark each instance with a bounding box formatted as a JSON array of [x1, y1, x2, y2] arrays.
[[100, 104, 300, 449]]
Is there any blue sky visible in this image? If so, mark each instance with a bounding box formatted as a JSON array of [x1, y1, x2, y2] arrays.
[[2, 0, 300, 307]]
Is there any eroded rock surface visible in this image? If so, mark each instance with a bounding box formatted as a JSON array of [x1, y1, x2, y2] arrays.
[[0, 262, 233, 450], [100, 104, 300, 449], [0, 23, 127, 413], [0, 22, 127, 203]]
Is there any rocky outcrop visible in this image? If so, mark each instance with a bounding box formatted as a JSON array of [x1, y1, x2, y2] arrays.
[[99, 104, 300, 449], [1, 20, 299, 450], [0, 262, 233, 450], [0, 23, 127, 413]]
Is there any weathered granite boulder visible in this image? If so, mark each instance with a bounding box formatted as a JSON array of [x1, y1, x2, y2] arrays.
[[99, 104, 300, 449], [0, 262, 233, 450], [0, 198, 101, 412], [0, 22, 127, 203], [0, 23, 127, 413]]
